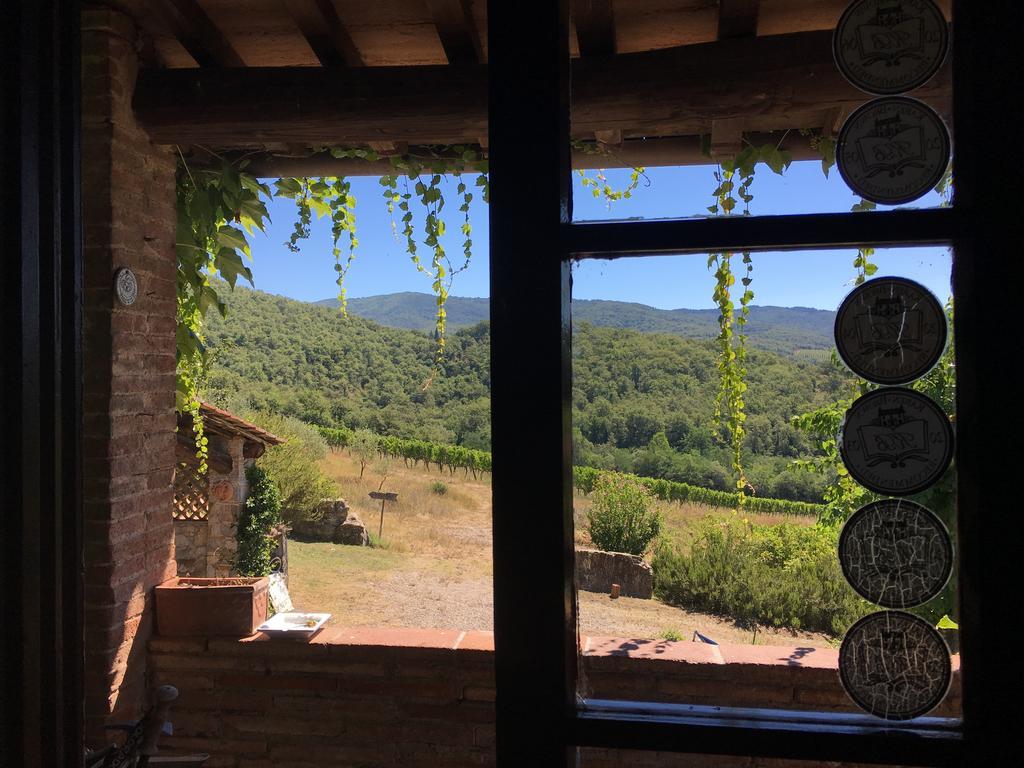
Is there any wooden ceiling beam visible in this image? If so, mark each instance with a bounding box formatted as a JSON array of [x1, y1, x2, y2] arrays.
[[150, 0, 245, 67], [423, 0, 483, 64], [232, 133, 827, 177], [572, 0, 616, 56], [281, 0, 364, 67], [134, 29, 951, 147], [718, 0, 760, 39]]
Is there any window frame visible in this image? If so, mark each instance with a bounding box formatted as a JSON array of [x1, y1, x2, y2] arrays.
[[488, 1, 1023, 766]]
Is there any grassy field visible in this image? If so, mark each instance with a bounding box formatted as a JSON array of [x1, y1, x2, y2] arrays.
[[286, 450, 832, 647]]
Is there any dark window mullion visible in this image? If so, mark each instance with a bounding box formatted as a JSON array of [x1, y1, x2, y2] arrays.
[[571, 710, 964, 767], [489, 1, 575, 767], [564, 208, 960, 260]]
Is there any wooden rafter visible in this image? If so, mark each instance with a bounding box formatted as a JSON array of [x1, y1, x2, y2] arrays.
[[423, 0, 483, 64], [281, 0, 364, 67], [150, 0, 245, 67], [718, 0, 760, 39], [572, 0, 615, 56], [134, 29, 951, 148]]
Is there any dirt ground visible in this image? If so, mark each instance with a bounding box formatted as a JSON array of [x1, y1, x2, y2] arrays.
[[285, 451, 833, 648]]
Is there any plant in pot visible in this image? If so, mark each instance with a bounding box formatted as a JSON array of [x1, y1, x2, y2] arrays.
[[156, 466, 281, 637], [155, 575, 270, 637]]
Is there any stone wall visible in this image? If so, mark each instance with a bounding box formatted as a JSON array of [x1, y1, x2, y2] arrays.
[[575, 548, 654, 598], [82, 6, 178, 736], [290, 499, 369, 546], [149, 631, 960, 767], [207, 436, 251, 578], [173, 521, 209, 577]]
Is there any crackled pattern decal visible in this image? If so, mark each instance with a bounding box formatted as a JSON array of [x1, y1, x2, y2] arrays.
[[839, 499, 952, 608], [839, 610, 951, 720], [834, 276, 947, 385]]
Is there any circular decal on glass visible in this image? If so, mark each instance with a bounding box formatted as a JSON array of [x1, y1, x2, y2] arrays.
[[839, 610, 951, 720], [833, 0, 948, 95], [834, 276, 947, 385], [115, 267, 138, 306], [839, 387, 953, 496], [839, 499, 952, 608], [837, 97, 950, 205]]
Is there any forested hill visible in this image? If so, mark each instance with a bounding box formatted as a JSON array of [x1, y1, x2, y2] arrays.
[[205, 286, 851, 501], [317, 292, 835, 356]]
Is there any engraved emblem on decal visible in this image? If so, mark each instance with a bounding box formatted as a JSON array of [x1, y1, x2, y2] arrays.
[[833, 0, 948, 95], [839, 388, 953, 495], [837, 97, 950, 205], [834, 276, 947, 385]]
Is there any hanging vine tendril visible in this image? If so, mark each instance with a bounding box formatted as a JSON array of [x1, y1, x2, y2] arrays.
[[705, 139, 792, 494]]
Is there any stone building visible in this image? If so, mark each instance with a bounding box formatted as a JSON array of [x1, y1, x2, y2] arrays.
[[172, 403, 283, 578]]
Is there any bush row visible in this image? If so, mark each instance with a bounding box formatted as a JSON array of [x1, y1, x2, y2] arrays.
[[652, 517, 871, 635], [573, 466, 822, 518], [318, 426, 492, 476], [318, 425, 821, 518]]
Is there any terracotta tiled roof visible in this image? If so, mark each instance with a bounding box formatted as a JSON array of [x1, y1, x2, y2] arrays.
[[191, 403, 285, 447]]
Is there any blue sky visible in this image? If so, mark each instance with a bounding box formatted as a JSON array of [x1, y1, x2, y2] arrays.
[[246, 160, 951, 311]]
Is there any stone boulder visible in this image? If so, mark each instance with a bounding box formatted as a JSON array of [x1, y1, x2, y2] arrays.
[[291, 499, 369, 546], [575, 548, 653, 599]]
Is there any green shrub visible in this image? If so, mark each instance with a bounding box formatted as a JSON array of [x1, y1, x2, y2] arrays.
[[430, 481, 449, 496], [236, 465, 282, 576], [657, 628, 683, 642], [587, 472, 661, 556], [652, 516, 871, 636], [249, 411, 338, 522], [349, 428, 379, 479]]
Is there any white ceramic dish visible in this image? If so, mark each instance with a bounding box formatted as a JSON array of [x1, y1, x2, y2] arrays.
[[257, 611, 331, 639]]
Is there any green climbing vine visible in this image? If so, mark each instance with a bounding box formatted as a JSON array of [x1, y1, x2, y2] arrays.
[[704, 140, 792, 493], [175, 152, 272, 471], [572, 139, 648, 207], [174, 145, 500, 460]]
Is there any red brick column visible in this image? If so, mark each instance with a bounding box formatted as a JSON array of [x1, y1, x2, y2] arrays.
[[81, 6, 178, 738]]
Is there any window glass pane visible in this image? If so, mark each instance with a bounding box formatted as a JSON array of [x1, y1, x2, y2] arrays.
[[200, 172, 495, 632], [578, 748, 910, 768], [570, 1, 952, 220], [571, 247, 960, 721]]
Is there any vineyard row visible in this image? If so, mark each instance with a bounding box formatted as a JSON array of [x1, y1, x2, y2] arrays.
[[316, 426, 822, 517]]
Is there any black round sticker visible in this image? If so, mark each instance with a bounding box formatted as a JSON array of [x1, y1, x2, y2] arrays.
[[834, 276, 947, 385], [839, 499, 953, 608], [833, 0, 949, 95], [839, 387, 953, 496], [839, 610, 952, 720], [837, 97, 950, 205]]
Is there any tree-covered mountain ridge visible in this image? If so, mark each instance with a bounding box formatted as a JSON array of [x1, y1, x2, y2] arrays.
[[317, 292, 835, 356], [204, 285, 850, 502]]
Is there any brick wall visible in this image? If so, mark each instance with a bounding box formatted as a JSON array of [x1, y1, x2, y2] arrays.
[[82, 6, 178, 736], [149, 631, 960, 767]]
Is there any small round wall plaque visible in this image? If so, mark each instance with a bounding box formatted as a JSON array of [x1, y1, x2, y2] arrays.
[[839, 499, 952, 608], [837, 97, 950, 205], [839, 387, 953, 496], [834, 276, 947, 385], [839, 610, 951, 720], [833, 0, 948, 95], [115, 267, 138, 306]]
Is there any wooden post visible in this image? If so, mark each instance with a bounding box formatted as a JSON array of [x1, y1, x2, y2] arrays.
[[368, 491, 398, 540]]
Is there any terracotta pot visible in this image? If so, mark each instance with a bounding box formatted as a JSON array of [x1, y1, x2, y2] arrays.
[[211, 480, 235, 501], [155, 576, 269, 637]]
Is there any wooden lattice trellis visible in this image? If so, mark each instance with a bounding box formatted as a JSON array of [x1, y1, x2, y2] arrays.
[[173, 461, 209, 520]]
